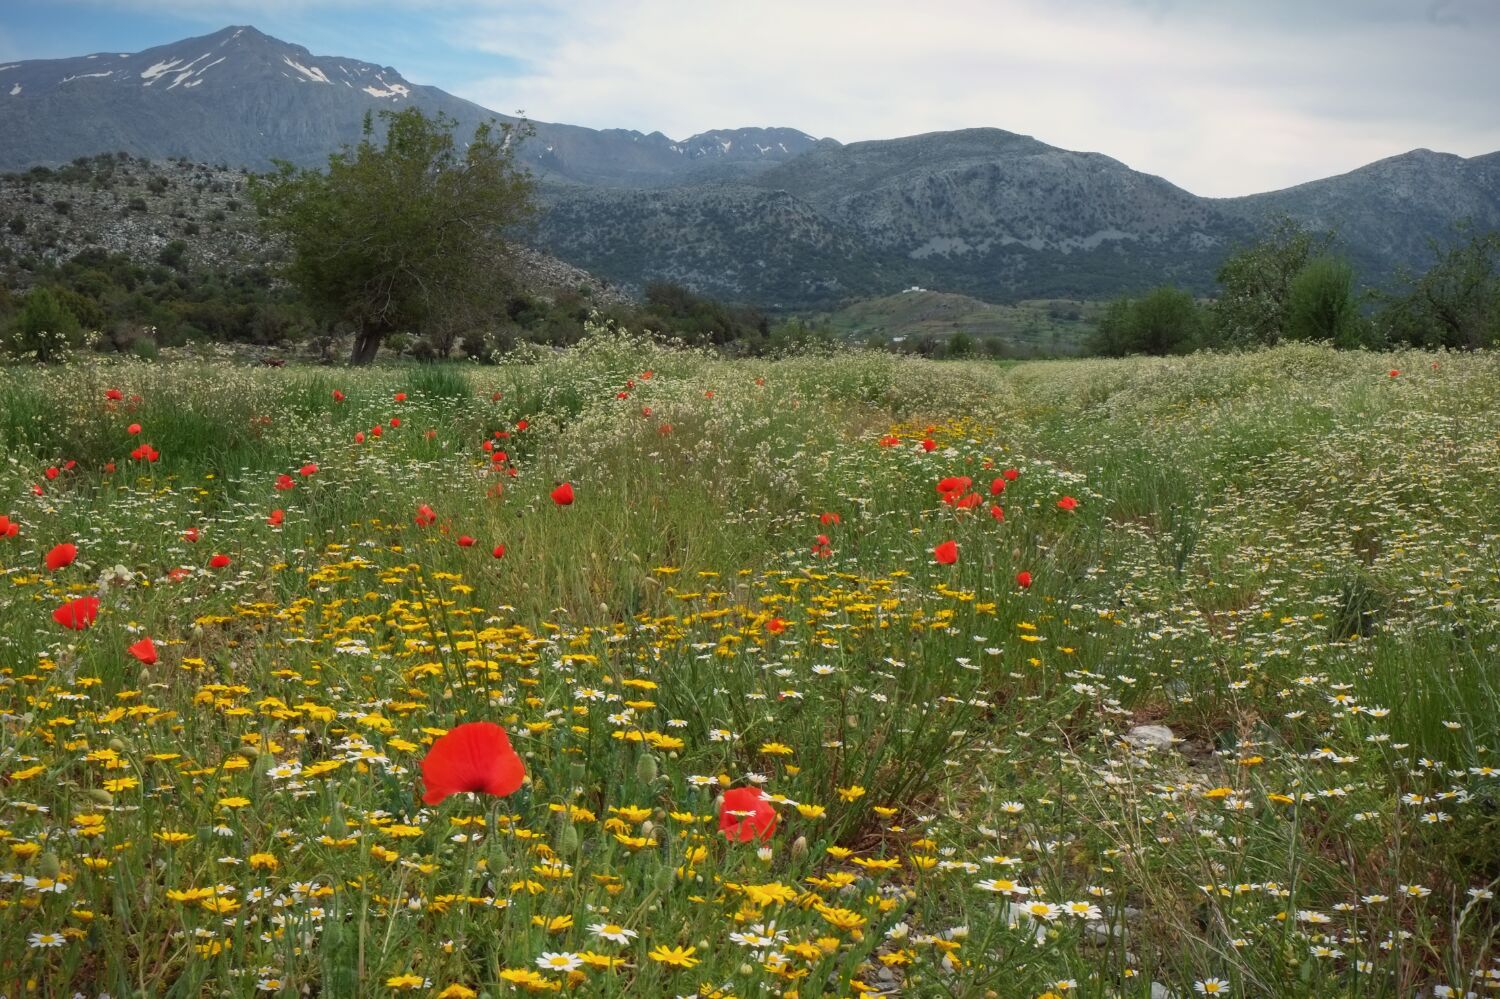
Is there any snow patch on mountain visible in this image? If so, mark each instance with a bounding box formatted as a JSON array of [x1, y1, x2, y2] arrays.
[[8, 84, 19, 96], [282, 56, 331, 84], [140, 58, 184, 83], [60, 72, 114, 84], [362, 75, 410, 99]]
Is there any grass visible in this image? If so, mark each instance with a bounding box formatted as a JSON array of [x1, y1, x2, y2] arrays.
[[0, 332, 1497, 998], [808, 290, 1100, 355]]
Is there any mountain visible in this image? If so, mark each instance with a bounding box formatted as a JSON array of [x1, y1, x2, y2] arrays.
[[1220, 148, 1500, 281], [0, 26, 824, 186], [3, 26, 1497, 308]]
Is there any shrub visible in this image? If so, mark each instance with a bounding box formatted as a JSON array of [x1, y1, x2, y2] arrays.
[[6, 287, 84, 362]]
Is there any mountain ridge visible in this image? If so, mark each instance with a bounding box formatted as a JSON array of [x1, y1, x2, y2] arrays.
[[3, 25, 1497, 308]]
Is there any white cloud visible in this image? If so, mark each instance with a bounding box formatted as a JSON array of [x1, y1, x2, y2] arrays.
[[445, 0, 1500, 196], [37, 0, 1500, 195]]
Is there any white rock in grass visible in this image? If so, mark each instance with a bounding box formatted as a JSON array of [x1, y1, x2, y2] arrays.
[[1125, 725, 1176, 751]]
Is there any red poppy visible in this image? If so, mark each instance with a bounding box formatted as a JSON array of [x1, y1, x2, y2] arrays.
[[299, 463, 318, 477], [274, 474, 295, 491], [1016, 571, 1033, 589], [516, 419, 528, 431], [641, 370, 653, 380], [1003, 468, 1020, 481], [933, 540, 958, 565], [955, 492, 982, 510], [46, 466, 60, 480], [127, 423, 142, 436], [105, 388, 123, 401], [492, 544, 506, 558], [390, 418, 402, 428], [936, 476, 971, 495], [103, 462, 116, 474], [332, 389, 346, 402], [127, 637, 158, 665], [182, 527, 199, 542], [491, 391, 503, 402], [1388, 369, 1400, 378], [704, 390, 714, 399], [167, 567, 191, 583], [551, 482, 574, 506], [130, 445, 160, 462], [354, 431, 366, 444], [820, 512, 841, 525], [371, 425, 383, 438], [616, 391, 630, 400], [719, 786, 778, 842], [53, 596, 100, 630], [456, 535, 475, 547], [424, 429, 437, 440], [209, 554, 231, 569], [989, 504, 1004, 522], [45, 542, 77, 571], [0, 515, 18, 538], [766, 617, 787, 634], [419, 721, 525, 805], [1057, 496, 1078, 512], [878, 435, 900, 447], [990, 478, 1005, 496], [267, 509, 285, 527], [658, 424, 673, 435], [394, 392, 407, 402], [921, 438, 936, 452]]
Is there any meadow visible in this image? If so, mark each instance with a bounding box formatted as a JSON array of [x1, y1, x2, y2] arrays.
[[1, 330, 1497, 998]]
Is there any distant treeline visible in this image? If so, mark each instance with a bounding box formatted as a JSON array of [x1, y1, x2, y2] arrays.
[[1085, 218, 1500, 357]]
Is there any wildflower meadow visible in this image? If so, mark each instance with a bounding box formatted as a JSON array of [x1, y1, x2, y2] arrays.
[[2, 332, 1497, 998]]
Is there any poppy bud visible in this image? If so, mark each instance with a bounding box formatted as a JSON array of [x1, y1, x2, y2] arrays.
[[238, 744, 261, 759], [654, 866, 675, 891], [108, 738, 127, 753], [791, 835, 809, 859], [556, 821, 580, 854], [636, 752, 658, 785], [38, 852, 61, 879], [85, 789, 114, 806]]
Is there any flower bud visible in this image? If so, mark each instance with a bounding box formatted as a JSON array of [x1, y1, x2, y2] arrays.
[[636, 752, 658, 785], [85, 789, 114, 806], [39, 852, 61, 879]]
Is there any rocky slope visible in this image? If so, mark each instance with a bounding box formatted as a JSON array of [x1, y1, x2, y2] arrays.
[[4, 26, 1496, 307]]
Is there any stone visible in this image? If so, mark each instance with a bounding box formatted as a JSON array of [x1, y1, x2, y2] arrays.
[[1125, 724, 1176, 751]]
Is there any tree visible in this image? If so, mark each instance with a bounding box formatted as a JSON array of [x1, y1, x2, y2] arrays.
[[1210, 216, 1334, 347], [7, 287, 81, 363], [1285, 255, 1366, 347], [250, 107, 536, 364], [1088, 287, 1202, 356], [1375, 222, 1500, 349]]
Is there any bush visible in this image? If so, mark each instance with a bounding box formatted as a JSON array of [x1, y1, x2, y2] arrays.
[[1285, 255, 1367, 347], [6, 287, 83, 363], [1088, 286, 1202, 356]]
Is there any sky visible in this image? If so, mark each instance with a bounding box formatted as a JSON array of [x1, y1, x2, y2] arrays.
[[2, 0, 1497, 197]]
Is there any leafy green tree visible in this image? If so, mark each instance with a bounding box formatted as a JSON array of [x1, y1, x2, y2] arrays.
[[1285, 255, 1366, 347], [1086, 297, 1135, 356], [7, 287, 82, 362], [1089, 287, 1201, 356], [250, 108, 536, 364], [1210, 216, 1333, 347], [1376, 222, 1500, 349], [1130, 286, 1202, 355]]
